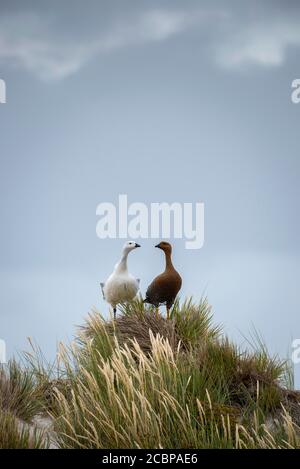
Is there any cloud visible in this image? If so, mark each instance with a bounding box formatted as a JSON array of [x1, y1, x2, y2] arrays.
[[0, 39, 89, 81], [0, 12, 88, 80], [0, 9, 201, 81], [215, 17, 300, 68], [101, 9, 193, 48], [1, 5, 300, 80]]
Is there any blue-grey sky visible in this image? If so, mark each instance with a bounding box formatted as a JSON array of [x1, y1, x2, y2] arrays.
[[0, 1, 299, 383]]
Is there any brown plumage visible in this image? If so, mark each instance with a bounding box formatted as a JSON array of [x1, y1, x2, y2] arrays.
[[143, 241, 182, 319]]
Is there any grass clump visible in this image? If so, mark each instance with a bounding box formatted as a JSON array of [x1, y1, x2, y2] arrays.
[[48, 298, 300, 448], [0, 360, 44, 421], [1, 297, 300, 449], [0, 361, 50, 448], [0, 409, 49, 449]]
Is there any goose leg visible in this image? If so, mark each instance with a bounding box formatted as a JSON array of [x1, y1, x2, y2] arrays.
[[113, 307, 117, 320], [166, 306, 170, 320]]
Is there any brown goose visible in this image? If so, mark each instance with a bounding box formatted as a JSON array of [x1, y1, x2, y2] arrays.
[[143, 241, 182, 319]]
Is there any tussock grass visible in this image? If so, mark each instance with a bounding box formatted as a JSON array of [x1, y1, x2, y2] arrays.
[[0, 349, 53, 448], [0, 410, 49, 449], [1, 298, 300, 449], [0, 409, 49, 449], [0, 360, 44, 421]]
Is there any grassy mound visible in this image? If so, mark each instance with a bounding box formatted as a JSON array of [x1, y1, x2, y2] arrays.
[[1, 298, 299, 448], [0, 361, 49, 448]]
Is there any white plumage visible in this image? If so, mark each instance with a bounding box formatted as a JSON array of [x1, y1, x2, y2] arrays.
[[101, 241, 140, 319]]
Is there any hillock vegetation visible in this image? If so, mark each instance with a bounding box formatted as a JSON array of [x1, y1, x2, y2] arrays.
[[1, 298, 299, 448]]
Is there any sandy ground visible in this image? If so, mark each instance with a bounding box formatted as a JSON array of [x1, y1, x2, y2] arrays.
[[18, 415, 58, 449]]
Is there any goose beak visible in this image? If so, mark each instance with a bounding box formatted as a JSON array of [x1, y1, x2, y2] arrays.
[[135, 243, 141, 248], [155, 244, 160, 248]]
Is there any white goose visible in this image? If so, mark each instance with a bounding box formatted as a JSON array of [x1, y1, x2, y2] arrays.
[[101, 241, 141, 319]]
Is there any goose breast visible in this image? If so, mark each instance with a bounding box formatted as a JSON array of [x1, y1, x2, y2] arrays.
[[104, 273, 139, 306], [146, 270, 182, 306]]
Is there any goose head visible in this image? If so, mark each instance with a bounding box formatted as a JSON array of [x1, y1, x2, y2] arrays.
[[155, 241, 172, 255], [122, 240, 141, 255]]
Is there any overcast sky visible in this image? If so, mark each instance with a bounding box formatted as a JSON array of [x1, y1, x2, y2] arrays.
[[0, 1, 299, 384]]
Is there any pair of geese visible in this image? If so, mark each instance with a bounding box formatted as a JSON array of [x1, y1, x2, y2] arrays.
[[101, 241, 182, 320]]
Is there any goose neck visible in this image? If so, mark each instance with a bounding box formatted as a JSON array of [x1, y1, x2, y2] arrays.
[[116, 251, 129, 273], [164, 251, 174, 270]]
